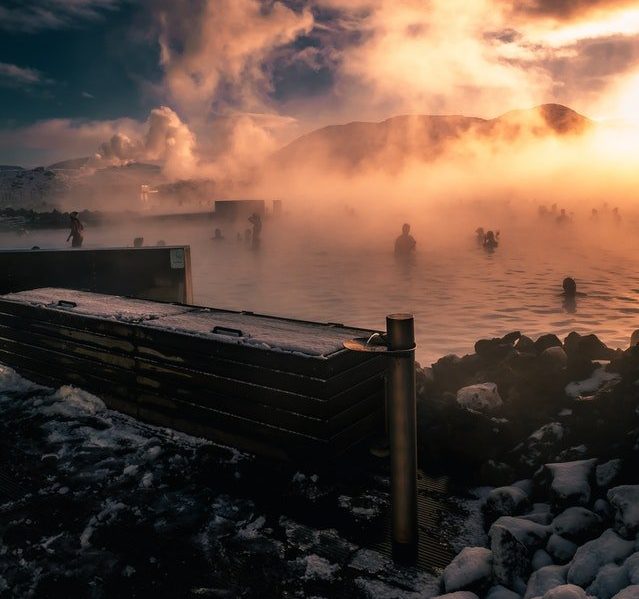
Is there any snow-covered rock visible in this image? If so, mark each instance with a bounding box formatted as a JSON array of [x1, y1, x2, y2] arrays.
[[546, 534, 578, 564], [565, 367, 621, 399], [523, 564, 567, 599], [456, 383, 503, 412], [567, 529, 636, 588], [443, 547, 493, 593], [484, 486, 531, 524], [432, 592, 480, 599], [585, 563, 629, 599], [552, 507, 603, 544], [519, 423, 566, 469], [608, 486, 639, 538], [536, 459, 597, 509], [490, 517, 550, 592]]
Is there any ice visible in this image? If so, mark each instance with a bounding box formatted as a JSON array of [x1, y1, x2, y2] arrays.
[[608, 486, 639, 538], [442, 547, 493, 593], [567, 529, 635, 588], [456, 383, 503, 412], [565, 367, 621, 399]]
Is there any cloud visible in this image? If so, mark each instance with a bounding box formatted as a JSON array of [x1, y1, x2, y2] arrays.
[[503, 0, 639, 21], [0, 0, 123, 33], [0, 62, 53, 88]]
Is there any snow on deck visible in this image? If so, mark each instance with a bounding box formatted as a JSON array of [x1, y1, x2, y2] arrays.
[[0, 288, 374, 356]]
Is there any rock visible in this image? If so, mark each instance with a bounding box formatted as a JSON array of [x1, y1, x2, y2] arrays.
[[594, 499, 612, 521], [516, 335, 536, 354], [624, 552, 639, 584], [611, 586, 639, 599], [433, 593, 480, 599], [475, 338, 517, 360], [486, 585, 522, 599], [597, 460, 623, 489], [630, 330, 639, 348], [541, 585, 594, 599], [456, 383, 503, 412], [480, 461, 516, 487], [564, 332, 614, 361], [518, 423, 567, 470], [539, 347, 568, 371], [523, 564, 567, 599], [484, 486, 531, 525], [567, 529, 635, 588], [489, 517, 550, 593], [532, 549, 554, 570], [535, 334, 563, 354], [586, 562, 629, 599], [608, 486, 639, 538], [432, 354, 469, 391], [502, 331, 522, 345], [535, 459, 597, 509], [546, 533, 578, 564], [443, 547, 493, 593], [552, 507, 603, 544], [565, 367, 621, 399]]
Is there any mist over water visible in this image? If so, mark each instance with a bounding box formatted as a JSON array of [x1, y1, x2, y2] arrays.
[[3, 200, 639, 365]]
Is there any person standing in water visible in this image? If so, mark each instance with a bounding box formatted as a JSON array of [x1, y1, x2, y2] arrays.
[[67, 211, 84, 247], [394, 223, 416, 257], [248, 213, 262, 250]]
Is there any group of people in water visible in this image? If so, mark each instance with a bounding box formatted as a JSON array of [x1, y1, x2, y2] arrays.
[[538, 202, 623, 225], [475, 227, 500, 251], [212, 212, 262, 251]]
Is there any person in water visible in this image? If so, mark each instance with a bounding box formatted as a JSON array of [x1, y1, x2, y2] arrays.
[[483, 230, 499, 251], [560, 276, 586, 313], [475, 227, 486, 245], [248, 213, 262, 250], [133, 237, 144, 248], [213, 228, 224, 241], [67, 211, 84, 247], [394, 223, 416, 257], [556, 209, 570, 225]]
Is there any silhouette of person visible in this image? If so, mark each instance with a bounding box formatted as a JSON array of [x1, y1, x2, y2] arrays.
[[67, 211, 84, 247], [394, 223, 416, 257], [483, 230, 499, 251], [556, 209, 570, 225], [475, 227, 486, 246], [213, 228, 224, 241], [560, 277, 585, 313], [590, 208, 599, 220], [133, 237, 144, 247], [248, 213, 262, 250]]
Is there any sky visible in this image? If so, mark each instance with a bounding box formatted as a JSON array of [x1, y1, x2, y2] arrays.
[[1, 0, 639, 169]]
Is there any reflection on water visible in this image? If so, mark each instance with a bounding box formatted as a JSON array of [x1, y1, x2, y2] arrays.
[[2, 216, 639, 365]]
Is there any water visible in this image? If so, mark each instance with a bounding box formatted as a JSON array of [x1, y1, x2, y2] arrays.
[[2, 212, 639, 364]]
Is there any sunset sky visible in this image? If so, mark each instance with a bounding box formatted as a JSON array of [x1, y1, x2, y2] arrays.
[[1, 0, 639, 168]]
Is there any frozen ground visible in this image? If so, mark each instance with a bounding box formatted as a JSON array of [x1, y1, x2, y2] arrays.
[[0, 365, 479, 598]]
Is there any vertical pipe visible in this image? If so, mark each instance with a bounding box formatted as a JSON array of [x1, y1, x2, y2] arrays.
[[386, 313, 418, 548]]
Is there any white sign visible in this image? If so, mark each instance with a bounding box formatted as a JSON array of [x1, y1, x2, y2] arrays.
[[170, 248, 185, 269]]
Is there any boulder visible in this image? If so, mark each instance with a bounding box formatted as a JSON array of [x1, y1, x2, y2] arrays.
[[624, 552, 639, 584], [552, 507, 603, 544], [475, 338, 517, 360], [534, 459, 597, 509], [546, 534, 578, 564], [432, 593, 480, 599], [484, 486, 531, 525], [502, 331, 522, 345], [486, 585, 522, 599], [532, 549, 554, 570], [540, 585, 594, 599], [489, 517, 550, 593], [611, 586, 639, 599], [567, 529, 635, 588], [516, 335, 536, 354], [456, 383, 503, 412], [586, 562, 629, 599], [443, 547, 493, 594], [596, 460, 623, 489], [523, 564, 567, 599], [539, 347, 568, 372], [564, 332, 614, 361], [630, 330, 639, 348], [607, 486, 639, 538], [534, 334, 563, 354], [518, 423, 567, 470]]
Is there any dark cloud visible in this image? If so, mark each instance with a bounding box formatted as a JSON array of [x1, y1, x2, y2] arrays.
[[505, 0, 637, 20], [0, 62, 53, 88], [0, 0, 123, 33]]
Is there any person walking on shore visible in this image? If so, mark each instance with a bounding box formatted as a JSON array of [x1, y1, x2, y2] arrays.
[[67, 211, 84, 248]]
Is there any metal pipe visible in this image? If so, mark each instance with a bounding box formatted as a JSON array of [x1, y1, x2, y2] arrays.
[[386, 313, 418, 548]]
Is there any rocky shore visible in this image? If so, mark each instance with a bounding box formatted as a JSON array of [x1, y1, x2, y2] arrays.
[[419, 330, 639, 599]]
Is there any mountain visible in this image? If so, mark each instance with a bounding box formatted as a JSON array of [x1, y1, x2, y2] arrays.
[[270, 104, 591, 172], [0, 165, 24, 171], [47, 157, 92, 170]]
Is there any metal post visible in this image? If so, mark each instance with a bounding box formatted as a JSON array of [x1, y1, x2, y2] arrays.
[[386, 313, 418, 548]]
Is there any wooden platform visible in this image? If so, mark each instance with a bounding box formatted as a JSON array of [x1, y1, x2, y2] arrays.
[[0, 288, 386, 461]]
